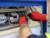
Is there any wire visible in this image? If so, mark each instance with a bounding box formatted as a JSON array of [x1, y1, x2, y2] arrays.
[[29, 6, 33, 12]]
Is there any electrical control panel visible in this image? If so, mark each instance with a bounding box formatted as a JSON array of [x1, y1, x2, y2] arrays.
[[0, 6, 27, 31]]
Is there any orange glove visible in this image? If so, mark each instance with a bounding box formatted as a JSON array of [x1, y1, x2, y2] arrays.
[[19, 16, 28, 27], [27, 11, 47, 21]]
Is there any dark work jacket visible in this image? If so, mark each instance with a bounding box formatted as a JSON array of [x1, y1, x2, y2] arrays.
[[27, 34, 47, 38]]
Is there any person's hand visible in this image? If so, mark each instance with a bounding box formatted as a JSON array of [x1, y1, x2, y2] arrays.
[[19, 16, 28, 27], [27, 11, 47, 21]]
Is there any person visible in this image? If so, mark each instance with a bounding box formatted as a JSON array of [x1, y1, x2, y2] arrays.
[[19, 0, 50, 38]]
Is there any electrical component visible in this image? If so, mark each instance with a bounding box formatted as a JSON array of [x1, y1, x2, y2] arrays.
[[0, 14, 6, 24], [0, 13, 10, 27], [10, 12, 19, 24]]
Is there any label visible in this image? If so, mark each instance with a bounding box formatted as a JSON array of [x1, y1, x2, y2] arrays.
[[0, 16, 6, 24]]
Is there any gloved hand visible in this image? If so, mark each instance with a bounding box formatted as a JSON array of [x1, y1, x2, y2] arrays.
[[19, 16, 28, 27], [27, 11, 47, 21]]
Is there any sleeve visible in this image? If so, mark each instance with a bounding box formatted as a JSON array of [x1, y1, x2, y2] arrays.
[[27, 34, 47, 38]]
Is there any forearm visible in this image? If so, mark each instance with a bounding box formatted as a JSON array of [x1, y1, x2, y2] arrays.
[[47, 0, 50, 21], [20, 24, 32, 38], [20, 24, 28, 35]]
